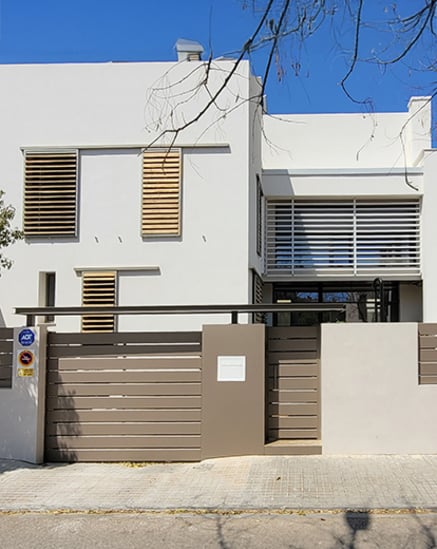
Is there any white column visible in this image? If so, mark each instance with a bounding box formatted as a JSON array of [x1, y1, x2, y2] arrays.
[[422, 151, 437, 322]]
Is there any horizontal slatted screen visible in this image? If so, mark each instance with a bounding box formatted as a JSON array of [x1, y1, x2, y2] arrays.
[[0, 328, 13, 389], [24, 151, 78, 236], [418, 323, 437, 384], [81, 272, 116, 333], [142, 149, 181, 236], [45, 331, 202, 462], [266, 199, 420, 277]]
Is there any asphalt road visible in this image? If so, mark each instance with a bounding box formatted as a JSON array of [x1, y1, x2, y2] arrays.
[[0, 511, 436, 549]]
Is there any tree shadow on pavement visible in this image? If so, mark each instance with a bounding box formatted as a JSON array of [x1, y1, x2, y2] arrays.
[[329, 510, 372, 548]]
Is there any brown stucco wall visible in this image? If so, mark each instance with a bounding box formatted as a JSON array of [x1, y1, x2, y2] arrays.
[[201, 324, 265, 459]]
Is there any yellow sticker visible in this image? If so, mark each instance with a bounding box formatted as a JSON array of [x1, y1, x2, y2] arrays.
[[18, 368, 34, 377]]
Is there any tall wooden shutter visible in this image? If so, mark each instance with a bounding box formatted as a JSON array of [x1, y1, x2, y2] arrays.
[[142, 149, 181, 236], [24, 151, 78, 236], [81, 272, 117, 333]]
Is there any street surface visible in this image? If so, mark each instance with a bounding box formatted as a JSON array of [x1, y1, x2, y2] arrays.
[[0, 511, 436, 548]]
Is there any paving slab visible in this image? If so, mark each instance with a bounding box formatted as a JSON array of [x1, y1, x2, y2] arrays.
[[0, 455, 437, 512]]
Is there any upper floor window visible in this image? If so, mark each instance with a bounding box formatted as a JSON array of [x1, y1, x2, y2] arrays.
[[23, 150, 78, 237], [265, 198, 421, 278], [142, 149, 182, 237]]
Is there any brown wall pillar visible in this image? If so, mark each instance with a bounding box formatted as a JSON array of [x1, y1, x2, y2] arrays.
[[201, 324, 265, 459]]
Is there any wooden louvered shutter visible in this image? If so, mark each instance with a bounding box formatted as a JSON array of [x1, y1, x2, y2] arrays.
[[142, 149, 181, 236], [81, 272, 116, 333], [24, 151, 78, 236], [253, 271, 264, 323]]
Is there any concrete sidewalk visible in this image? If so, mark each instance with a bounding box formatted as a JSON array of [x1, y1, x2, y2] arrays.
[[1, 455, 437, 512]]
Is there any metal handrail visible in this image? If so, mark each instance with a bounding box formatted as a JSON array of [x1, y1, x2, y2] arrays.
[[15, 303, 347, 326]]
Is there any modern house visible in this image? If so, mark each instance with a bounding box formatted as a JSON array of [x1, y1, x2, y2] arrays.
[[1, 44, 437, 462], [0, 43, 435, 331]]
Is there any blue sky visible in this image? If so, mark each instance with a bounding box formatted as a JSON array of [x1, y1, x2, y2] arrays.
[[0, 0, 435, 124]]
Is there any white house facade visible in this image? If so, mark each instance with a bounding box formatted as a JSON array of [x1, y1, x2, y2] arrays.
[[3, 47, 437, 462], [261, 97, 435, 326], [0, 49, 436, 331]]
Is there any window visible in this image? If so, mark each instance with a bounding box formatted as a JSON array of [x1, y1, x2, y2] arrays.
[[81, 271, 117, 333], [23, 151, 78, 237], [273, 282, 400, 326], [39, 272, 56, 323], [266, 199, 420, 277], [142, 149, 182, 237]]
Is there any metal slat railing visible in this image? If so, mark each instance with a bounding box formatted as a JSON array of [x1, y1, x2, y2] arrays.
[[15, 303, 347, 327]]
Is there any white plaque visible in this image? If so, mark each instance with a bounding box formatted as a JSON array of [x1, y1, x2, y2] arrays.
[[217, 355, 246, 382]]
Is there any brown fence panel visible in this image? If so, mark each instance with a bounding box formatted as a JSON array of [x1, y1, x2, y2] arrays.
[[266, 327, 320, 441], [418, 324, 437, 384], [45, 331, 202, 462], [0, 328, 13, 389]]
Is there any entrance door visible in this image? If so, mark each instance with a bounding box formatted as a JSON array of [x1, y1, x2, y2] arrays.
[[266, 326, 320, 442]]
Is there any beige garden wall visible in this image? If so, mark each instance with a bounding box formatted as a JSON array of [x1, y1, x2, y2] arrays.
[[321, 323, 437, 454]]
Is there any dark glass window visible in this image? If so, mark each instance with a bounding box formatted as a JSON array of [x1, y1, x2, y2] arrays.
[[273, 282, 399, 326]]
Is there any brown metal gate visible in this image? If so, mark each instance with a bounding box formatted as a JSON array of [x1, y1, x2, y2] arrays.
[[266, 327, 320, 442], [45, 331, 202, 462], [0, 328, 13, 389]]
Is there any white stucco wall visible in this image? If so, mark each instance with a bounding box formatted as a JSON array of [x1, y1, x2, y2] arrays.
[[421, 150, 437, 322], [0, 60, 255, 330], [321, 323, 437, 454], [248, 76, 264, 279], [262, 98, 431, 170], [406, 97, 432, 165], [262, 171, 423, 198]]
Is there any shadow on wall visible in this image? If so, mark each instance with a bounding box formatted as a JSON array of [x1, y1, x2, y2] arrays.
[[0, 309, 6, 328], [0, 386, 80, 474]]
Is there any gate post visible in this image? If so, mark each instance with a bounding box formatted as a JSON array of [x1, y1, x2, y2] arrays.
[[0, 325, 47, 464], [201, 324, 265, 459]]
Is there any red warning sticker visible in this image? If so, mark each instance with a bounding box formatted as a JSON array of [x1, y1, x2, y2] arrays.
[[18, 350, 35, 367]]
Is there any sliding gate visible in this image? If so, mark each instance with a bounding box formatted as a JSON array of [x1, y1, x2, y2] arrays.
[[45, 331, 202, 462]]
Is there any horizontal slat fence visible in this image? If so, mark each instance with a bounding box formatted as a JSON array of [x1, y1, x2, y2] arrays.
[[0, 328, 13, 388], [267, 327, 320, 441], [419, 324, 437, 384], [46, 331, 202, 462]]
